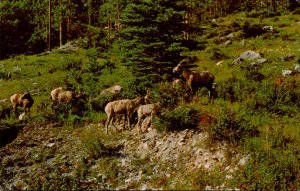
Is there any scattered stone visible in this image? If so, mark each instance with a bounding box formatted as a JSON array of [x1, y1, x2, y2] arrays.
[[294, 64, 300, 72], [232, 50, 267, 65], [216, 60, 223, 66], [282, 70, 293, 77], [262, 25, 273, 32], [224, 40, 232, 46], [280, 55, 295, 62], [240, 50, 261, 61], [226, 33, 234, 39], [18, 112, 26, 121]]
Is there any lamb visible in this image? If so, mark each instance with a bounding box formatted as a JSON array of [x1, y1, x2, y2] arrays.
[[104, 96, 144, 135], [10, 92, 34, 117], [173, 59, 215, 103], [136, 102, 161, 134]]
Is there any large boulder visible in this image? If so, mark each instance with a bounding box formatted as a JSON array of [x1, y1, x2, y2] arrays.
[[232, 50, 267, 65]]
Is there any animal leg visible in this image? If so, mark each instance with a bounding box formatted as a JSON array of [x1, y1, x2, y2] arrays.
[[123, 114, 127, 130], [111, 116, 117, 129], [208, 88, 215, 104], [136, 116, 142, 134], [105, 115, 113, 135], [127, 111, 131, 130]]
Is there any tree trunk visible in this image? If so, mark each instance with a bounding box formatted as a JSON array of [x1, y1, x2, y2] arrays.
[[59, 9, 63, 47], [48, 0, 51, 51]]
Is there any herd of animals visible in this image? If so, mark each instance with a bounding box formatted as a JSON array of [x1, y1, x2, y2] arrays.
[[8, 59, 216, 135]]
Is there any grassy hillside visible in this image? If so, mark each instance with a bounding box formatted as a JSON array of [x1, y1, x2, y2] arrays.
[[0, 12, 300, 189]]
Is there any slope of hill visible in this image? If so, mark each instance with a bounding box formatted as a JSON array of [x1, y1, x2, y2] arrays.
[[0, 12, 299, 190]]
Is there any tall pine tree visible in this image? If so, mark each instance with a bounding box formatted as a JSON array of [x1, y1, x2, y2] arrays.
[[117, 0, 193, 88]]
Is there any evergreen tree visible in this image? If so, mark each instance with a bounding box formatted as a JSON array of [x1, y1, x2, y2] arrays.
[[0, 0, 33, 58], [117, 0, 193, 89]]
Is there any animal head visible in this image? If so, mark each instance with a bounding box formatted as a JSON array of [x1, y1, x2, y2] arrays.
[[133, 96, 145, 105], [173, 59, 188, 74], [21, 92, 32, 100], [144, 90, 152, 104]]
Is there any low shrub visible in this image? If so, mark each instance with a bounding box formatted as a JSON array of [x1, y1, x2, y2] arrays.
[[0, 103, 12, 120], [211, 105, 258, 144], [89, 93, 115, 112], [235, 138, 300, 190], [152, 81, 189, 109], [154, 105, 199, 132]]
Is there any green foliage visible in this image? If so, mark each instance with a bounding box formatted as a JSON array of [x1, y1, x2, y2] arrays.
[[211, 104, 258, 144], [190, 167, 226, 190], [154, 105, 199, 132], [0, 0, 33, 58], [0, 102, 12, 120], [152, 81, 189, 108], [236, 138, 300, 190], [117, 0, 193, 87], [79, 127, 109, 159]]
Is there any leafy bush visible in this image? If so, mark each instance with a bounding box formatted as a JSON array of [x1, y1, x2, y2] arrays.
[[154, 105, 199, 132], [211, 105, 258, 144], [216, 75, 253, 102], [61, 57, 83, 71], [152, 82, 189, 109], [79, 127, 122, 159], [89, 93, 115, 112]]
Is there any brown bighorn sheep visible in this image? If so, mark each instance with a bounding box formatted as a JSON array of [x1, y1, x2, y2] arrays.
[[10, 92, 34, 117], [173, 59, 215, 103], [136, 102, 161, 134], [104, 96, 144, 135], [100, 85, 122, 97], [51, 87, 86, 103], [50, 87, 86, 112]]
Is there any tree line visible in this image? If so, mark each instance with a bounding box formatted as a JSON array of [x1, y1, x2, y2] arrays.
[[1, 0, 299, 88], [1, 0, 299, 59]]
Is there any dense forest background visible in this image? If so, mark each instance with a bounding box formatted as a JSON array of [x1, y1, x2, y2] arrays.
[[2, 0, 300, 82]]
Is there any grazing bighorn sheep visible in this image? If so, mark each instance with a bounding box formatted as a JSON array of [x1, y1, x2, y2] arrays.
[[51, 87, 85, 103], [104, 96, 144, 135], [50, 87, 86, 112], [173, 59, 215, 103], [136, 102, 161, 134], [100, 85, 122, 97], [10, 92, 34, 117]]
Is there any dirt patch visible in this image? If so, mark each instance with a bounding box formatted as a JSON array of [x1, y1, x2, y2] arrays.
[[0, 124, 25, 147]]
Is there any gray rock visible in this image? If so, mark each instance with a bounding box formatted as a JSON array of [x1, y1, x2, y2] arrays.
[[282, 70, 293, 77], [262, 25, 273, 32], [294, 64, 300, 72], [256, 58, 268, 64], [240, 50, 261, 61], [224, 40, 232, 46], [232, 50, 264, 65], [226, 33, 234, 39]]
